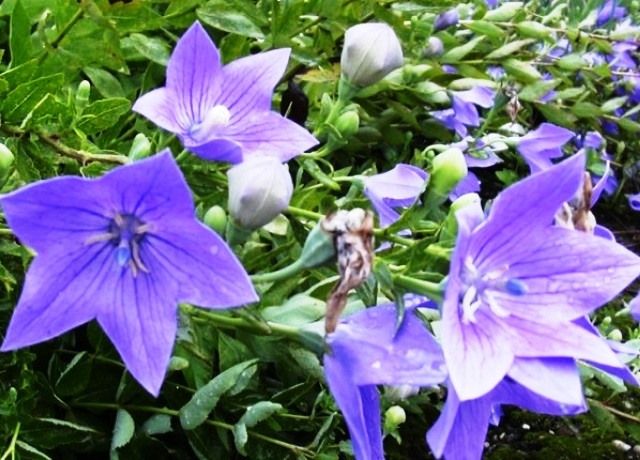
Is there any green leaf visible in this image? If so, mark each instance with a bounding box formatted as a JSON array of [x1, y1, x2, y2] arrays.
[[485, 39, 535, 60], [463, 20, 505, 40], [233, 402, 283, 455], [262, 294, 327, 325], [110, 409, 135, 460], [515, 20, 552, 39], [197, 4, 265, 39], [15, 441, 53, 460], [441, 36, 485, 64], [55, 351, 92, 397], [83, 67, 125, 98], [123, 33, 171, 65], [536, 103, 576, 127], [503, 58, 541, 83], [1, 73, 64, 123], [9, 0, 32, 66], [518, 79, 558, 102], [601, 96, 628, 113], [36, 417, 99, 433], [482, 1, 523, 21], [571, 101, 602, 118], [76, 97, 131, 134], [556, 53, 586, 71], [218, 331, 252, 371], [180, 359, 258, 430], [141, 414, 173, 436], [616, 117, 640, 133]]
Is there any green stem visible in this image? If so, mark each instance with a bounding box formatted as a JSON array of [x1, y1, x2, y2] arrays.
[[297, 158, 341, 191], [286, 206, 323, 221], [251, 259, 305, 284], [1, 125, 128, 165], [393, 274, 444, 302], [0, 423, 20, 460], [72, 402, 314, 456]]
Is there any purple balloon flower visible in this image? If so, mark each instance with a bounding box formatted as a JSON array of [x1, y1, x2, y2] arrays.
[[0, 152, 258, 395], [597, 0, 627, 27], [441, 153, 640, 401], [362, 164, 429, 228], [434, 9, 460, 31], [428, 358, 588, 460], [433, 87, 496, 137], [516, 122, 575, 172], [133, 22, 318, 163], [629, 192, 640, 211], [324, 303, 447, 460]]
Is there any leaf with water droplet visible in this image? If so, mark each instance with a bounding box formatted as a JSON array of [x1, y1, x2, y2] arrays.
[[232, 401, 283, 455], [179, 359, 258, 430]]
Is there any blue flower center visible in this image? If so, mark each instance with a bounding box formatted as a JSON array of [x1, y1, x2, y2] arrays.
[[86, 213, 150, 276], [459, 257, 528, 324]]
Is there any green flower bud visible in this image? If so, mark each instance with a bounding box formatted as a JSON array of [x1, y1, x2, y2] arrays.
[[427, 148, 468, 204], [340, 23, 403, 88], [75, 80, 91, 114], [203, 205, 227, 235], [334, 110, 360, 138], [384, 405, 406, 431], [608, 329, 623, 342], [0, 143, 15, 188], [441, 193, 482, 243], [228, 156, 293, 230], [128, 133, 152, 160], [298, 222, 336, 269]]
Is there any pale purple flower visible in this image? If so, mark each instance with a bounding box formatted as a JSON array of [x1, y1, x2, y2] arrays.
[[547, 38, 571, 59], [486, 65, 506, 81], [447, 136, 503, 199], [434, 9, 459, 31], [441, 152, 640, 400], [609, 42, 637, 70], [485, 0, 499, 9], [133, 22, 318, 164], [428, 358, 588, 460], [597, 0, 627, 27], [629, 191, 640, 211], [324, 303, 447, 460], [539, 73, 556, 103], [631, 293, 640, 321], [516, 122, 574, 172], [433, 87, 496, 137], [424, 36, 444, 57], [0, 152, 258, 395], [362, 164, 428, 228]]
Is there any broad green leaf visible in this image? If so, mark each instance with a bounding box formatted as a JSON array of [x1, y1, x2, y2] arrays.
[[441, 36, 485, 64], [518, 79, 558, 102], [110, 409, 135, 460], [123, 33, 171, 65], [482, 1, 523, 21], [463, 20, 505, 40], [76, 98, 132, 134], [262, 294, 326, 325], [83, 67, 125, 98], [503, 58, 541, 83], [232, 402, 283, 455], [141, 414, 173, 436], [1, 73, 64, 123], [9, 0, 32, 66], [485, 39, 535, 60], [556, 53, 586, 71], [180, 359, 258, 430], [515, 20, 552, 39], [197, 4, 265, 39], [571, 101, 602, 118], [536, 103, 576, 127]]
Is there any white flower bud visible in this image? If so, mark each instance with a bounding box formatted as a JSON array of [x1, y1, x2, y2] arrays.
[[340, 23, 404, 87], [227, 156, 293, 230]]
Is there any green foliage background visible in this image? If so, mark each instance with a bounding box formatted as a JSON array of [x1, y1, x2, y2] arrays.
[[0, 0, 639, 458]]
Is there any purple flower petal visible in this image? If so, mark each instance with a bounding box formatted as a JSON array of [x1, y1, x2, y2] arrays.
[[591, 161, 611, 206], [132, 88, 183, 134], [454, 87, 496, 109], [451, 95, 479, 126], [597, 0, 628, 26], [517, 123, 575, 172], [629, 192, 640, 211], [449, 171, 481, 201], [508, 358, 584, 406], [631, 293, 640, 322]]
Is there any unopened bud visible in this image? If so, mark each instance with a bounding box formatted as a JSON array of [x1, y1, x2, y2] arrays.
[[434, 9, 459, 31], [0, 143, 14, 187], [427, 148, 468, 203], [298, 222, 336, 269], [335, 110, 360, 137], [608, 329, 623, 342], [203, 205, 227, 235], [227, 156, 293, 230], [423, 36, 444, 57], [340, 23, 404, 87], [384, 405, 407, 431], [128, 133, 152, 160], [75, 80, 91, 113]]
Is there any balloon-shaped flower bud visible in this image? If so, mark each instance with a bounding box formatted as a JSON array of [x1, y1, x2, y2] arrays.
[[335, 110, 360, 137], [128, 133, 152, 161], [384, 405, 407, 431], [340, 23, 404, 88], [298, 222, 337, 269], [203, 205, 227, 235], [434, 9, 460, 31], [227, 156, 293, 230], [0, 143, 14, 188], [423, 36, 444, 57], [75, 80, 91, 113], [427, 148, 468, 205]]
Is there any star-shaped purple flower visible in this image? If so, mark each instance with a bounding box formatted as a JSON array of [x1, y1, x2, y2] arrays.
[[324, 303, 447, 460], [362, 164, 428, 228], [432, 87, 495, 137], [441, 152, 640, 401], [133, 21, 318, 163], [516, 122, 574, 172], [0, 151, 258, 395]]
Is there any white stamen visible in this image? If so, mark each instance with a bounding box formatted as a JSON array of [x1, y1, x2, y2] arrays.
[[190, 105, 231, 142]]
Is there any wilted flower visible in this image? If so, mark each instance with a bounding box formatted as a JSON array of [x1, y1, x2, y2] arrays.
[[133, 22, 317, 163], [441, 153, 640, 401], [362, 164, 428, 227], [227, 155, 293, 229], [516, 122, 574, 172], [434, 9, 460, 31], [340, 23, 404, 87], [0, 152, 258, 395], [324, 303, 447, 460]]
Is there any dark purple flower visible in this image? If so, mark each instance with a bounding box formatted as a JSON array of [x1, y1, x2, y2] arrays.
[[133, 22, 318, 163], [597, 0, 627, 27], [362, 164, 428, 228], [629, 192, 640, 211], [324, 303, 447, 460], [516, 122, 574, 172], [441, 153, 640, 400], [434, 9, 460, 31], [0, 152, 258, 395], [428, 358, 587, 460]]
